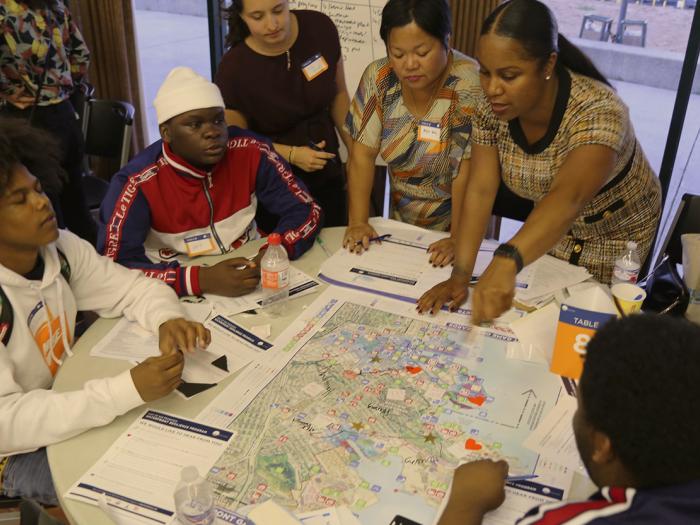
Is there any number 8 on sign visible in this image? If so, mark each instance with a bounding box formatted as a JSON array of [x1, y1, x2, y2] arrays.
[[573, 333, 591, 356]]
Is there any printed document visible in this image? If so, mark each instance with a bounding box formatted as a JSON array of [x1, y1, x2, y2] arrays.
[[90, 309, 275, 398], [205, 267, 321, 315], [65, 410, 234, 524]]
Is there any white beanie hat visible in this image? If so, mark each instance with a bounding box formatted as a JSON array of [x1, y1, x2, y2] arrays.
[[153, 66, 225, 125]]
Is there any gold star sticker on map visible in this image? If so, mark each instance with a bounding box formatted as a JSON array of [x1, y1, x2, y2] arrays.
[[423, 432, 437, 443], [370, 356, 381, 363], [352, 422, 365, 431]]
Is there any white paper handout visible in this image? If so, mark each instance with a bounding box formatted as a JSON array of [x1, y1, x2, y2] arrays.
[[516, 256, 591, 308], [507, 303, 560, 365], [319, 220, 533, 304], [65, 410, 234, 524], [205, 267, 321, 315], [523, 393, 584, 471], [89, 300, 212, 362], [90, 307, 275, 398]]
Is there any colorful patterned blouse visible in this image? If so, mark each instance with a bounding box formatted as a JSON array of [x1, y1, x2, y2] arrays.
[[345, 51, 481, 231], [0, 0, 89, 108]]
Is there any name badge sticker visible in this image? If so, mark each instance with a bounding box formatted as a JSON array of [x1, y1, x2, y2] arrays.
[[417, 121, 441, 143], [302, 53, 329, 81], [184, 233, 216, 257]]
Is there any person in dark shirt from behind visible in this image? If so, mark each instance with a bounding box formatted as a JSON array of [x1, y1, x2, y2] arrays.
[[438, 314, 700, 525]]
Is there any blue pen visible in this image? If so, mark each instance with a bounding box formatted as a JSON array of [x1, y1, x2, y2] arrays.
[[506, 474, 538, 482], [355, 233, 391, 246]]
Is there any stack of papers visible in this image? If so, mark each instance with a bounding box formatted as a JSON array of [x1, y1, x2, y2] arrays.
[[318, 219, 533, 304], [319, 218, 589, 311], [515, 256, 591, 309]]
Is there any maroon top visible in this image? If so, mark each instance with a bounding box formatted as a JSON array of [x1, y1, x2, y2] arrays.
[[215, 9, 347, 227], [215, 10, 341, 149]]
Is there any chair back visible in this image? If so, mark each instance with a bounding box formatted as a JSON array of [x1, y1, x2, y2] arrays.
[[656, 193, 700, 266], [80, 98, 135, 211], [82, 98, 135, 168]]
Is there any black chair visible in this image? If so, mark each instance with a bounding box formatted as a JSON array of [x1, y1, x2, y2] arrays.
[[80, 98, 135, 212], [654, 193, 700, 267]]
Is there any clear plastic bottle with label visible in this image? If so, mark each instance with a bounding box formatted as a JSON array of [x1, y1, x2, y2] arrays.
[[261, 233, 290, 316], [611, 241, 641, 285], [174, 466, 215, 525]]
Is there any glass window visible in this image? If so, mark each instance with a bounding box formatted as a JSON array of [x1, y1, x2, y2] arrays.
[[133, 1, 212, 143], [500, 0, 698, 249]]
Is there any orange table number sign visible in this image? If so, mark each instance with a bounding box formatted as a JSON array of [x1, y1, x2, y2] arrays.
[[551, 303, 616, 379]]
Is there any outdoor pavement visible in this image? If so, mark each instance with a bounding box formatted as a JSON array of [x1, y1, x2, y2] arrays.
[[133, 9, 699, 243]]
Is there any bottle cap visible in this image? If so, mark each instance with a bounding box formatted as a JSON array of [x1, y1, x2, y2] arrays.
[[181, 466, 199, 482], [268, 233, 282, 245], [626, 241, 638, 250]]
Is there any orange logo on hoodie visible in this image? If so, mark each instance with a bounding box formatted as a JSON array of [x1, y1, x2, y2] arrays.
[[32, 304, 72, 376]]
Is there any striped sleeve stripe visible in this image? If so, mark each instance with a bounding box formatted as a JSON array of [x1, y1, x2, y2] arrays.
[[519, 488, 635, 525], [104, 166, 158, 260], [185, 266, 194, 297]]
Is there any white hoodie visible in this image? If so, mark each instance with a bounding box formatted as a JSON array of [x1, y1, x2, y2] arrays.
[[0, 230, 185, 456]]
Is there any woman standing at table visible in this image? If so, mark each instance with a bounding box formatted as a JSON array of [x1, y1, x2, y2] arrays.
[[343, 0, 480, 266], [342, 0, 482, 267], [215, 0, 351, 228], [417, 0, 661, 321]]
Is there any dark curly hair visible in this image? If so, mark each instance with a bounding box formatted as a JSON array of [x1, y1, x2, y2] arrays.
[[580, 314, 700, 487], [0, 117, 64, 197]]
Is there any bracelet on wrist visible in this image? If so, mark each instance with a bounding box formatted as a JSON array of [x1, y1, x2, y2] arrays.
[[288, 146, 295, 164]]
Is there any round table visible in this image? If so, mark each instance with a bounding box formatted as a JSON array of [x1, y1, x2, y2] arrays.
[[48, 226, 595, 523]]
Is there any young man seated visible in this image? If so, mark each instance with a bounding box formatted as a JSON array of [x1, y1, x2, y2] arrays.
[[438, 314, 700, 524], [0, 118, 210, 505], [98, 67, 322, 297]]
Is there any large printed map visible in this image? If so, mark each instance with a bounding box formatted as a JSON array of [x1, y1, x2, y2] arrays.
[[208, 291, 564, 524]]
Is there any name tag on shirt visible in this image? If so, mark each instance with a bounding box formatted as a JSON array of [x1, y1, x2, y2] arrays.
[[184, 233, 216, 257], [417, 121, 441, 143], [301, 53, 329, 81]]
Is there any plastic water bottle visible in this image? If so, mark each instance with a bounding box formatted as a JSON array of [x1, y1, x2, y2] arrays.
[[611, 241, 641, 285], [174, 466, 215, 525], [261, 233, 290, 316]]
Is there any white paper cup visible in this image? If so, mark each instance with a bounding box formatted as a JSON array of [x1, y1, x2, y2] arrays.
[[611, 283, 647, 316]]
